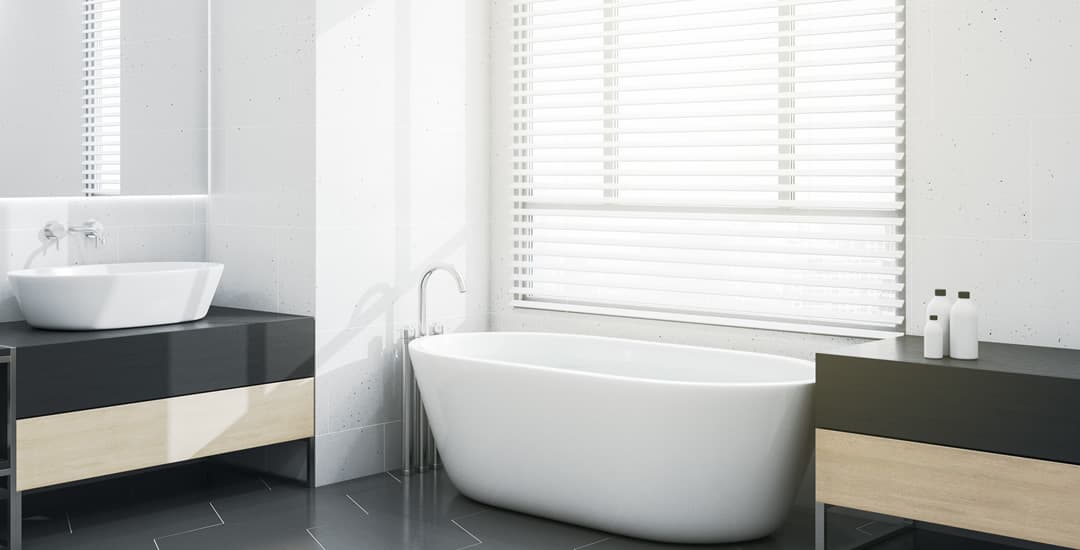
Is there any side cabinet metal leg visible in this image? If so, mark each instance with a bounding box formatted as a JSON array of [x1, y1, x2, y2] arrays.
[[6, 348, 20, 550], [815, 502, 827, 550], [306, 437, 316, 488], [10, 488, 20, 550]]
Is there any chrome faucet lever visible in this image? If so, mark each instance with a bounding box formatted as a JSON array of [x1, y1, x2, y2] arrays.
[[69, 219, 105, 248], [418, 265, 467, 337], [42, 221, 66, 253]]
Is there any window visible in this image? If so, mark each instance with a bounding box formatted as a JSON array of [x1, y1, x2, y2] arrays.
[[509, 0, 905, 338], [82, 0, 122, 196]]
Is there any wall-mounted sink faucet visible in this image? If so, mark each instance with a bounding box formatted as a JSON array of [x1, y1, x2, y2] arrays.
[[418, 264, 467, 336], [69, 219, 106, 248], [41, 221, 67, 253]]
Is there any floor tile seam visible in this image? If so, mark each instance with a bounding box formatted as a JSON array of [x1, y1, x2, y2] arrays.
[[572, 536, 612, 550], [450, 517, 484, 549], [344, 494, 370, 515], [319, 420, 401, 439], [150, 501, 226, 548], [306, 527, 329, 550]]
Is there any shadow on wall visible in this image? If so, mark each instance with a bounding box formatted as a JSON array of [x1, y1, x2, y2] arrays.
[[312, 0, 489, 484], [315, 225, 472, 411]]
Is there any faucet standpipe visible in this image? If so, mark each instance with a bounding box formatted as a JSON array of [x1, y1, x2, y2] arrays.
[[404, 265, 466, 475]]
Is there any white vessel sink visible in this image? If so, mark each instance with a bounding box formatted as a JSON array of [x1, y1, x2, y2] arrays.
[[8, 262, 224, 331]]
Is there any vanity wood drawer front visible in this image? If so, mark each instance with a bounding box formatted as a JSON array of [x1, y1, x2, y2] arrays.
[[16, 378, 314, 491], [817, 429, 1080, 549]]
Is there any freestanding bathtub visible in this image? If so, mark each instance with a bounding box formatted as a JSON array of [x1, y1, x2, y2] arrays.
[[408, 332, 815, 544]]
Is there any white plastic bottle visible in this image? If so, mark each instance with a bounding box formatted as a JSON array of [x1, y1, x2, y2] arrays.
[[949, 291, 979, 360], [923, 315, 944, 359], [926, 288, 953, 357]]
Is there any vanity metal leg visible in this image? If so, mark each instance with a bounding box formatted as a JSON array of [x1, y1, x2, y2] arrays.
[[5, 349, 20, 550], [815, 502, 827, 550], [306, 437, 316, 488], [8, 488, 19, 550]]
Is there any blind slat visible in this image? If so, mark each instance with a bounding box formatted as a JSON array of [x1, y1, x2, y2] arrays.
[[513, 297, 903, 326], [520, 277, 904, 308], [513, 20, 904, 45], [519, 250, 905, 276], [518, 137, 905, 149], [516, 221, 905, 242], [527, 234, 905, 259], [516, 261, 904, 291], [520, 87, 905, 109], [521, 182, 904, 191], [517, 104, 905, 122]]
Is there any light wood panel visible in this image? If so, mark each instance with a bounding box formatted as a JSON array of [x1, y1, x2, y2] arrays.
[[17, 379, 313, 491], [817, 428, 1080, 549]]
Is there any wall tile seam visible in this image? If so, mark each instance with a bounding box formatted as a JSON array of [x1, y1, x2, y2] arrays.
[[906, 234, 1080, 244], [207, 124, 315, 131], [315, 419, 401, 439], [204, 223, 315, 230]]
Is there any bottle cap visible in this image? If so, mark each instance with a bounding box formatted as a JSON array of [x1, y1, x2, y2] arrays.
[[958, 291, 971, 299], [934, 289, 946, 296], [929, 314, 938, 320]]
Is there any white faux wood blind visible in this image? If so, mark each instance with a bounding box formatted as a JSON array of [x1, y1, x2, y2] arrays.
[[510, 0, 906, 337], [82, 0, 121, 196]]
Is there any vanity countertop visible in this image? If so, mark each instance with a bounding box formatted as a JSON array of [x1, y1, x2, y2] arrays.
[[816, 335, 1080, 465], [0, 307, 307, 348], [0, 307, 314, 418]]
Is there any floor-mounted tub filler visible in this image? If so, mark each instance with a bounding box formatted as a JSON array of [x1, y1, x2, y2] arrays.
[[409, 332, 815, 544]]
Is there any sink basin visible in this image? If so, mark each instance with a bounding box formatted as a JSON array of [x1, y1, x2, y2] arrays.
[[7, 262, 224, 331]]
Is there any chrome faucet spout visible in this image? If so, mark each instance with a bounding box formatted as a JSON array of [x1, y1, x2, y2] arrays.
[[419, 264, 467, 336]]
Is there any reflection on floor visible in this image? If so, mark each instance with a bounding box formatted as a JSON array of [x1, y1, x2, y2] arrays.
[[21, 462, 911, 550], [22, 463, 809, 550]]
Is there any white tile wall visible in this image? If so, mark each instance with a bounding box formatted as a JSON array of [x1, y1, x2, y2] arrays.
[[905, 0, 1080, 349], [206, 0, 316, 317], [313, 0, 490, 485], [0, 197, 207, 322]]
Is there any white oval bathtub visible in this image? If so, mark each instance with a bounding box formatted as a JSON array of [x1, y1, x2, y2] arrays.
[[409, 332, 814, 544]]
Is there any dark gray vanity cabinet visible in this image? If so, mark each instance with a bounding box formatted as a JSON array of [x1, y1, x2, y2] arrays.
[[0, 308, 315, 550], [815, 337, 1080, 549]]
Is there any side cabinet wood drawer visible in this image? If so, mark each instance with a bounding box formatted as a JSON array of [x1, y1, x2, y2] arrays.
[[816, 428, 1080, 549], [16, 378, 314, 491]]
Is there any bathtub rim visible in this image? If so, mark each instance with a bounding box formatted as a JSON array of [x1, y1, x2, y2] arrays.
[[409, 331, 815, 388]]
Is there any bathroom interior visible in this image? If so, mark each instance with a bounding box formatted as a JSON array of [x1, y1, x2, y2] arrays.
[[1, 0, 1078, 549]]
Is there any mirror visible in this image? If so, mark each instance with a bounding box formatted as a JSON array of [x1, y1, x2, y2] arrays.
[[0, 0, 207, 197]]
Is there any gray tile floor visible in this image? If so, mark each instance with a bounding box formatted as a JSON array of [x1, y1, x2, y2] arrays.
[[22, 464, 830, 550]]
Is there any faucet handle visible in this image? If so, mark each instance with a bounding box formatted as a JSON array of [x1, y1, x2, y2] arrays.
[[70, 219, 106, 248], [42, 221, 67, 253]]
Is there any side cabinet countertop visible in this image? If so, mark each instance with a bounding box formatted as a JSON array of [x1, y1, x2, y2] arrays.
[[0, 307, 314, 419], [816, 336, 1080, 465]]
